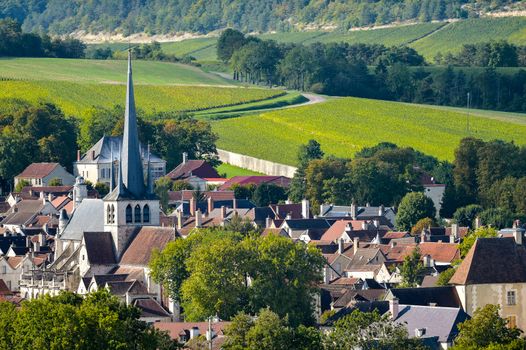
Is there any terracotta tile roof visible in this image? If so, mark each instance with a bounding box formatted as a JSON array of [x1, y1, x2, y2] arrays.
[[166, 160, 220, 180], [111, 266, 145, 281], [120, 227, 176, 266], [155, 322, 231, 341], [261, 228, 284, 237], [219, 176, 291, 190], [330, 277, 360, 286], [419, 242, 460, 264], [83, 232, 117, 265], [450, 238, 526, 285], [321, 220, 374, 242], [445, 226, 469, 238], [383, 231, 410, 239], [22, 186, 73, 195], [51, 196, 71, 209], [17, 163, 59, 179]]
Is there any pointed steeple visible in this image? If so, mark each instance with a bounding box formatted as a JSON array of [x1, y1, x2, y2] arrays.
[[109, 144, 115, 192], [121, 50, 145, 198]]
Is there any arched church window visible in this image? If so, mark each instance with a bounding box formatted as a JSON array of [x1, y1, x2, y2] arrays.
[[106, 204, 111, 224], [143, 204, 150, 223], [110, 204, 115, 224], [126, 205, 132, 223], [134, 204, 141, 223]]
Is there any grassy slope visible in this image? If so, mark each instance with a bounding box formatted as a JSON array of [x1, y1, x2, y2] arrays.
[[0, 57, 231, 85], [216, 163, 262, 177], [410, 17, 526, 60], [212, 97, 526, 165]]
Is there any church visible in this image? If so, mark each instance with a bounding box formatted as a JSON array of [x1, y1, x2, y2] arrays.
[[19, 52, 176, 321]]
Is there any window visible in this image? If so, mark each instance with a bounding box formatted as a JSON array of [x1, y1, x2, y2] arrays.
[[126, 205, 133, 223], [507, 290, 517, 305], [508, 315, 517, 329], [106, 204, 111, 224], [143, 204, 150, 223], [110, 205, 115, 224], [134, 204, 141, 223]]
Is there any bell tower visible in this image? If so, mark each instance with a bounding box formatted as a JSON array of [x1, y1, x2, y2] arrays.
[[103, 50, 160, 258]]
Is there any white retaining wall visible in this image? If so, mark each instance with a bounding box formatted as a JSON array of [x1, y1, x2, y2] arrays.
[[217, 149, 297, 178]]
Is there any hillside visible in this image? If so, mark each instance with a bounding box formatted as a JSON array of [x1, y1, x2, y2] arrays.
[[1, 0, 521, 35], [212, 97, 526, 165]]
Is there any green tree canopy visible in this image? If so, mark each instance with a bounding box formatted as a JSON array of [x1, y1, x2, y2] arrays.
[[396, 192, 436, 231]]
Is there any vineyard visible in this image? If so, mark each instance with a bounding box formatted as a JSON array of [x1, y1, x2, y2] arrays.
[[0, 58, 232, 85], [410, 17, 526, 60], [212, 97, 526, 165], [0, 80, 285, 117]]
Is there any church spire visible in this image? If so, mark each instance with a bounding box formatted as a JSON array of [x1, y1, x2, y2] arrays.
[[121, 49, 145, 198]]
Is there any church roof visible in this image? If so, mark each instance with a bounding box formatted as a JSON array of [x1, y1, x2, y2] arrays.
[[83, 231, 117, 265], [121, 50, 145, 199], [77, 135, 164, 164], [60, 199, 104, 241], [120, 226, 175, 266]]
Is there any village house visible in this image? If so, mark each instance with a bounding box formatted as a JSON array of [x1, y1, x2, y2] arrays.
[[15, 162, 75, 188], [319, 203, 396, 229], [74, 135, 166, 190]]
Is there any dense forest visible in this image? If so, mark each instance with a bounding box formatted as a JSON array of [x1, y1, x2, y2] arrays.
[[0, 0, 521, 35]]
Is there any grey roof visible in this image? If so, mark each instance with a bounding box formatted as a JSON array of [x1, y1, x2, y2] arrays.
[[121, 51, 145, 199], [60, 199, 104, 241], [394, 305, 469, 343], [321, 205, 396, 227], [283, 218, 333, 230]]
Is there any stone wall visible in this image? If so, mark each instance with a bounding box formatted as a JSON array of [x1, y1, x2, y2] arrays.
[[217, 149, 297, 178]]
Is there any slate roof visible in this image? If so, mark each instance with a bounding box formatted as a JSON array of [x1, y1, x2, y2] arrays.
[[283, 218, 333, 230], [166, 160, 219, 180], [394, 305, 469, 343], [449, 237, 526, 285], [83, 232, 117, 265], [120, 226, 175, 266], [16, 163, 59, 178], [60, 199, 104, 240], [134, 298, 171, 318], [332, 289, 386, 308], [388, 287, 462, 308]]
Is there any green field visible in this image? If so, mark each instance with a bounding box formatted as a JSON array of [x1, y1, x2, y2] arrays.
[[410, 17, 526, 60], [216, 163, 262, 177], [0, 80, 285, 117], [0, 58, 232, 85], [212, 97, 526, 165]]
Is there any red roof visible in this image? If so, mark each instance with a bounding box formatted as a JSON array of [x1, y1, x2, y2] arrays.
[[321, 220, 369, 242], [155, 321, 230, 341], [219, 176, 291, 190], [166, 160, 220, 180], [383, 231, 409, 239], [419, 242, 460, 263], [16, 163, 59, 179]]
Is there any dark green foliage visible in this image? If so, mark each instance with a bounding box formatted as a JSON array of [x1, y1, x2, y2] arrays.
[[217, 28, 247, 62], [396, 192, 436, 231], [252, 183, 287, 206], [436, 40, 526, 67], [289, 140, 324, 202], [0, 290, 176, 350], [453, 204, 483, 228], [0, 18, 85, 58], [400, 246, 426, 287], [2, 1, 514, 35], [453, 304, 525, 349]]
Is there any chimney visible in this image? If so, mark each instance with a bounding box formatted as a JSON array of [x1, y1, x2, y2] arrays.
[[207, 197, 214, 214], [474, 216, 481, 229], [221, 206, 227, 222], [189, 196, 196, 216], [33, 240, 40, 252], [189, 326, 199, 339], [373, 219, 379, 228], [423, 254, 432, 267], [301, 199, 310, 219], [285, 213, 291, 220], [350, 202, 357, 220], [451, 223, 459, 238], [514, 228, 523, 245], [195, 209, 202, 228], [320, 203, 330, 217], [353, 237, 359, 254], [378, 204, 385, 217], [182, 152, 188, 164], [77, 149, 81, 161], [47, 193, 53, 202], [361, 221, 368, 230], [39, 233, 47, 247], [176, 210, 183, 230], [389, 298, 399, 320], [420, 230, 427, 243], [232, 198, 237, 210], [265, 216, 272, 228], [91, 150, 96, 160], [338, 238, 344, 254], [415, 328, 426, 338], [323, 266, 331, 284]]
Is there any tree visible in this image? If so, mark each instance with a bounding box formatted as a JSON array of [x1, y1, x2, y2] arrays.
[[305, 158, 348, 213], [410, 217, 436, 236], [154, 177, 173, 213], [78, 106, 122, 153], [453, 204, 483, 228], [479, 208, 515, 229], [400, 246, 425, 287], [396, 192, 436, 231], [0, 301, 16, 349], [453, 304, 524, 349], [324, 309, 426, 350], [436, 267, 456, 286], [289, 140, 324, 202], [459, 227, 498, 258], [453, 138, 484, 206], [230, 183, 256, 200], [94, 182, 109, 197], [217, 29, 246, 62], [172, 180, 193, 191], [14, 179, 30, 192], [252, 183, 287, 206], [48, 178, 63, 186]]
